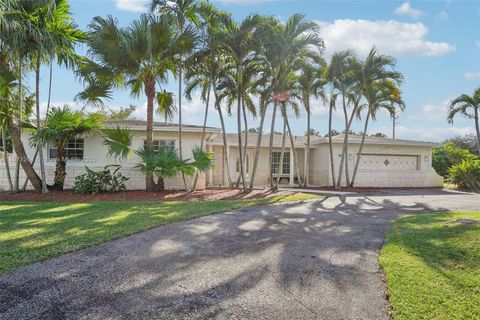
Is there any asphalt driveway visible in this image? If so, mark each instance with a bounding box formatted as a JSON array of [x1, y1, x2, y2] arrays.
[[1, 189, 479, 320]]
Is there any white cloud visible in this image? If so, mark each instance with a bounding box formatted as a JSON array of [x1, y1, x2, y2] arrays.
[[406, 98, 451, 122], [437, 10, 449, 20], [115, 0, 148, 13], [465, 72, 480, 81], [395, 2, 423, 19], [317, 19, 455, 57], [369, 125, 475, 142]]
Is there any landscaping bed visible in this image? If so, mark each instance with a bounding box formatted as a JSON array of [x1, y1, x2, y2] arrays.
[[0, 188, 293, 202], [380, 212, 480, 320]]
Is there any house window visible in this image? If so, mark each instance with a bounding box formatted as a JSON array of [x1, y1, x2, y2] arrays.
[[49, 138, 84, 160], [271, 152, 290, 174], [143, 140, 175, 152]]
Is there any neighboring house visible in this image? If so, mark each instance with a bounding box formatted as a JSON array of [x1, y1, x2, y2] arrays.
[[0, 120, 443, 191]]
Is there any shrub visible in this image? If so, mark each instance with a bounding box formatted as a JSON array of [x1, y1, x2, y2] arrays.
[[73, 165, 128, 194], [448, 160, 480, 192], [432, 142, 478, 178]]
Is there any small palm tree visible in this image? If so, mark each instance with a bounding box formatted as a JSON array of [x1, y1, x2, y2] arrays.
[[33, 106, 102, 190], [448, 88, 480, 153], [135, 146, 213, 191]]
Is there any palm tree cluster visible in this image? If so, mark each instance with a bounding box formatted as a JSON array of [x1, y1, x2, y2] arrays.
[[0, 0, 406, 193]]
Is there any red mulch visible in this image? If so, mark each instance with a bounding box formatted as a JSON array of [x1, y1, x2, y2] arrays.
[[303, 186, 440, 193], [0, 188, 294, 202]]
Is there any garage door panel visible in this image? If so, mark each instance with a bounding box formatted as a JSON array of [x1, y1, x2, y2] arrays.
[[359, 154, 418, 170]]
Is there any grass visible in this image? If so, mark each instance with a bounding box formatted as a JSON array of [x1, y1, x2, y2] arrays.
[[0, 193, 318, 275], [380, 212, 480, 320]]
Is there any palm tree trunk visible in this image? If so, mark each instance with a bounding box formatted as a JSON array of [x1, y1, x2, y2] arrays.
[[475, 109, 480, 154], [192, 85, 211, 191], [52, 147, 66, 191], [14, 62, 22, 192], [46, 64, 52, 114], [236, 98, 249, 188], [214, 94, 233, 188], [22, 150, 38, 191], [249, 101, 268, 191], [283, 106, 302, 186], [328, 98, 336, 188], [337, 94, 348, 187], [178, 59, 189, 191], [304, 100, 311, 187], [7, 118, 42, 191], [351, 108, 372, 187], [236, 88, 247, 192], [35, 55, 47, 194], [392, 109, 396, 139], [343, 103, 359, 187], [275, 120, 287, 189], [145, 78, 158, 192], [2, 128, 13, 191], [268, 102, 278, 189]]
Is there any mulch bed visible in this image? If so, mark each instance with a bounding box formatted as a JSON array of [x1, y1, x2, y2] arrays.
[[303, 186, 441, 193], [0, 188, 294, 202]]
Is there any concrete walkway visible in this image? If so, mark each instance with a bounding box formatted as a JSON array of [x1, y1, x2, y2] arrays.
[[1, 189, 479, 320]]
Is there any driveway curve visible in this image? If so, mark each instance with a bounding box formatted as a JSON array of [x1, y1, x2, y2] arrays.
[[1, 189, 479, 320]]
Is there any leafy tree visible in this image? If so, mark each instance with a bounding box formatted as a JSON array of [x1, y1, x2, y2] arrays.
[[305, 129, 322, 137], [33, 106, 102, 190], [432, 142, 478, 178], [445, 134, 480, 156], [448, 159, 480, 192]]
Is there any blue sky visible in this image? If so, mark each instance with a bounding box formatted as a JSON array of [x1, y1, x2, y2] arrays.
[[32, 0, 480, 141]]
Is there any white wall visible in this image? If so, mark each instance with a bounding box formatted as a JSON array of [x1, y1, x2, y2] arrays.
[[0, 130, 208, 191], [312, 142, 443, 188]]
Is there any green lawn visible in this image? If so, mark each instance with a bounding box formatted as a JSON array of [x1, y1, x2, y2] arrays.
[[380, 212, 480, 320], [0, 193, 318, 275]]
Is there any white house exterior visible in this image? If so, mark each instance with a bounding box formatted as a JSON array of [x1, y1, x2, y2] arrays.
[[0, 120, 443, 191]]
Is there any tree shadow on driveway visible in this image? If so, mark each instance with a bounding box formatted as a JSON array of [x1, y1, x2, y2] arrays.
[[0, 195, 459, 320]]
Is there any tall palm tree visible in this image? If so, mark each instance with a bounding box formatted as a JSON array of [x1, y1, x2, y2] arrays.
[[388, 85, 405, 139], [150, 0, 200, 191], [196, 3, 234, 188], [326, 51, 352, 187], [335, 53, 360, 187], [0, 0, 44, 191], [24, 0, 83, 194], [297, 53, 326, 187], [218, 14, 260, 191], [350, 48, 403, 186], [33, 106, 102, 190], [87, 14, 194, 191], [448, 88, 480, 153], [250, 14, 323, 190]]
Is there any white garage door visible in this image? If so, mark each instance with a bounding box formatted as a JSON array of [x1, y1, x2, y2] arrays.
[[359, 154, 418, 170]]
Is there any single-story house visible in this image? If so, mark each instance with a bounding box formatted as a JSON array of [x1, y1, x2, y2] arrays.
[[0, 120, 443, 191]]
